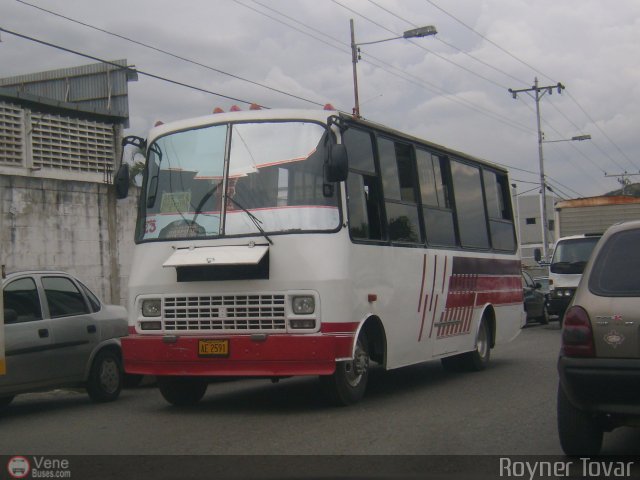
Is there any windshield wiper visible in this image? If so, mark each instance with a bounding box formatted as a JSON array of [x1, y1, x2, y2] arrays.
[[227, 196, 273, 245]]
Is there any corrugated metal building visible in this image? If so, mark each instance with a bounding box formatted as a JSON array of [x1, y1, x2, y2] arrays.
[[0, 60, 138, 305], [555, 195, 640, 237], [0, 59, 136, 184], [0, 59, 136, 125]]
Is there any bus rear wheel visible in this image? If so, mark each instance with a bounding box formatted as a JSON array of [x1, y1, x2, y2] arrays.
[[320, 332, 370, 406], [441, 317, 491, 372], [157, 376, 208, 406]]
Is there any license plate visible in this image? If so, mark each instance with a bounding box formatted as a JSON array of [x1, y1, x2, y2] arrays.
[[198, 339, 229, 357]]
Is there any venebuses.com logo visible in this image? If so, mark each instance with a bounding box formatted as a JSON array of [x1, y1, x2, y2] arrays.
[[6, 456, 71, 479]]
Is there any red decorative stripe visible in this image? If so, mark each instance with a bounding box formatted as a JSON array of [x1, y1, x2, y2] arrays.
[[418, 254, 427, 313]]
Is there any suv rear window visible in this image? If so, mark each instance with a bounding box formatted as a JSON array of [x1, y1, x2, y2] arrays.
[[589, 228, 640, 297]]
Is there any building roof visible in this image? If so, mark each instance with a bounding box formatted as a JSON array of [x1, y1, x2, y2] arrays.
[[555, 195, 640, 209], [0, 59, 136, 126]]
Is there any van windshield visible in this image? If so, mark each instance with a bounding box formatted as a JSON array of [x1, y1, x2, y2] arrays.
[[136, 121, 340, 242], [550, 237, 600, 274]]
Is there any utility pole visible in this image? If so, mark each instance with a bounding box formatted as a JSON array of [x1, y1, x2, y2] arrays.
[[604, 172, 640, 195], [509, 78, 565, 261]]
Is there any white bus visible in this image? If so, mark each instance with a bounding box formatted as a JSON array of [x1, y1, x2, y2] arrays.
[[115, 106, 524, 406]]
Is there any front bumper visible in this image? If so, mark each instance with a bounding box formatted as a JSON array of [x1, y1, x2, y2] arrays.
[[122, 328, 355, 377], [558, 356, 640, 416]]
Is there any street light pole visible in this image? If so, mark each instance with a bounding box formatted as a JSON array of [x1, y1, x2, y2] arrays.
[[350, 19, 437, 118]]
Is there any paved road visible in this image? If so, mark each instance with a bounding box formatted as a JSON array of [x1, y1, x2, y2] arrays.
[[1, 324, 638, 456]]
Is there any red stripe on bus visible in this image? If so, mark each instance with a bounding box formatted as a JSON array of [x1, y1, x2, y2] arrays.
[[418, 254, 427, 313], [320, 322, 359, 334]]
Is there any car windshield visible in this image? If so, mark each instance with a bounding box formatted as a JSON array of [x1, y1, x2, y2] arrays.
[[136, 121, 340, 242], [550, 237, 600, 274]]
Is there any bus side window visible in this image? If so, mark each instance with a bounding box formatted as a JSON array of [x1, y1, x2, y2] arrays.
[[451, 159, 490, 249], [483, 170, 517, 251], [416, 149, 457, 246], [378, 138, 422, 244], [343, 128, 384, 241]]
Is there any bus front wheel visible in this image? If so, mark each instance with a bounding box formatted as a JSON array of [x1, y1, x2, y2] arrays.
[[320, 332, 370, 406], [157, 376, 208, 406]]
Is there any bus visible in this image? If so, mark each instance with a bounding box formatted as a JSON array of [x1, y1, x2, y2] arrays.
[[114, 106, 525, 406]]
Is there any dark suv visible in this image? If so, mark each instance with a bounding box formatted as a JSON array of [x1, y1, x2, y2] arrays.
[[557, 220, 640, 455]]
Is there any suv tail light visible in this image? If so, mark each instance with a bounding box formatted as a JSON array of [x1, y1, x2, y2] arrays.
[[561, 306, 595, 357]]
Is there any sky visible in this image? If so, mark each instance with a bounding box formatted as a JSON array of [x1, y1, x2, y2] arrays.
[[1, 0, 639, 199]]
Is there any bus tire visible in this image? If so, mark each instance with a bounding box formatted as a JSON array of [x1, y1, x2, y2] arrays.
[[320, 332, 370, 406], [86, 349, 123, 402], [157, 376, 208, 406], [557, 384, 603, 456], [441, 317, 491, 372]]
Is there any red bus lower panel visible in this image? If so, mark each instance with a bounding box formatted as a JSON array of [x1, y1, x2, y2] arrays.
[[122, 333, 354, 377]]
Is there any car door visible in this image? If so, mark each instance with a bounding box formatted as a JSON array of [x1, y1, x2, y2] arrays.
[[522, 271, 543, 319], [40, 275, 99, 381], [0, 276, 55, 394]]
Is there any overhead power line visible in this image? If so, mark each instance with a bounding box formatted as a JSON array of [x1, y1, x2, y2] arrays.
[[14, 0, 328, 109], [234, 0, 535, 134], [423, 0, 637, 176], [0, 26, 268, 108]]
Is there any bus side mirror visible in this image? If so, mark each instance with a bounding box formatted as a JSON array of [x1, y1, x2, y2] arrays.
[[114, 163, 130, 199], [534, 248, 542, 263], [325, 143, 348, 183]]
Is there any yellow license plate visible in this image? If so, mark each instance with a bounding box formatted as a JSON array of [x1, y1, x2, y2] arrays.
[[198, 339, 229, 357]]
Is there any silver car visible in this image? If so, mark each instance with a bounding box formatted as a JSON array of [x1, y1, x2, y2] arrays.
[[1, 271, 128, 410], [557, 220, 640, 455]]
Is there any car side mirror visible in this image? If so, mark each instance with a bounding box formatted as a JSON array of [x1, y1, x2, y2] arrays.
[[534, 248, 542, 263], [534, 282, 542, 289], [114, 163, 130, 199]]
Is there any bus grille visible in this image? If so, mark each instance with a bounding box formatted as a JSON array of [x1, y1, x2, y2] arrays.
[[163, 294, 286, 332]]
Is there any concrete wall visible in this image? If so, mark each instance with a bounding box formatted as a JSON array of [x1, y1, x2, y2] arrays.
[[0, 174, 138, 306]]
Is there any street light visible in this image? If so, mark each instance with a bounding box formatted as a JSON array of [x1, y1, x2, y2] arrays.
[[350, 19, 437, 117], [542, 134, 591, 144]]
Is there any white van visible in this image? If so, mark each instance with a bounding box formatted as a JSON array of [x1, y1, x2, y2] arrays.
[[547, 234, 601, 320]]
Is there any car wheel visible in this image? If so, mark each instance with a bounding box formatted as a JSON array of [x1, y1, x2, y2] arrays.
[[442, 317, 491, 372], [86, 349, 123, 402], [157, 376, 208, 406], [0, 396, 14, 412], [557, 384, 603, 456], [320, 332, 370, 406]]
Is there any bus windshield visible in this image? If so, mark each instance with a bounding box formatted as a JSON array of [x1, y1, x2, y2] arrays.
[[550, 236, 600, 274], [137, 121, 340, 242]]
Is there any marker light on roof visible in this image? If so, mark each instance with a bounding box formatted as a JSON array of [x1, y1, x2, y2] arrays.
[[324, 103, 335, 111], [230, 105, 241, 111], [250, 103, 262, 110], [213, 107, 224, 114]]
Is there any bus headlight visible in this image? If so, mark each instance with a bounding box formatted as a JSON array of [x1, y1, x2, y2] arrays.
[[292, 296, 315, 315], [142, 298, 162, 317]]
